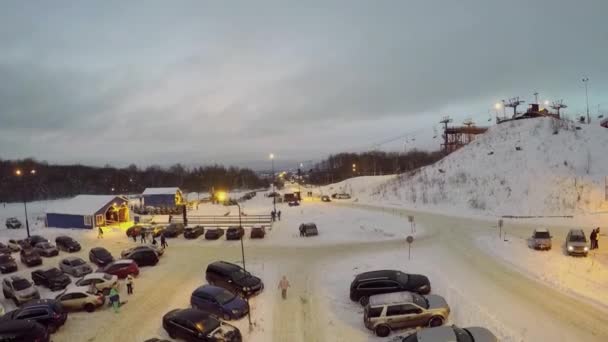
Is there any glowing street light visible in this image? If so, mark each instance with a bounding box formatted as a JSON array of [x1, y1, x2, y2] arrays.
[[494, 102, 502, 110], [216, 191, 227, 203]]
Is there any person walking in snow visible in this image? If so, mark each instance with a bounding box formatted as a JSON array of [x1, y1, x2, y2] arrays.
[[278, 275, 291, 300], [109, 285, 120, 313], [595, 227, 601, 249], [160, 233, 167, 248], [131, 232, 137, 243], [97, 227, 104, 239], [590, 228, 598, 250], [271, 211, 276, 222], [277, 210, 281, 221], [140, 230, 147, 244], [126, 274, 134, 295]]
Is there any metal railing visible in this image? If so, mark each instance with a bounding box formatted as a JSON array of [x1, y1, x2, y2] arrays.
[[172, 214, 272, 227]]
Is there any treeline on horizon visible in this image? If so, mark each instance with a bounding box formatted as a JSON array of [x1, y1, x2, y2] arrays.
[[308, 150, 443, 185], [0, 158, 268, 203]]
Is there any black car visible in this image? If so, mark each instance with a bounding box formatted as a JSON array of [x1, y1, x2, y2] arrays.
[[31, 267, 71, 291], [33, 242, 59, 257], [205, 261, 264, 297], [225, 227, 244, 240], [288, 201, 300, 207], [55, 236, 81, 253], [20, 249, 43, 267], [5, 218, 22, 229], [26, 235, 48, 246], [205, 228, 225, 240], [122, 249, 159, 267], [299, 223, 318, 237], [321, 195, 331, 202], [89, 247, 115, 266], [162, 308, 242, 342], [0, 319, 50, 342], [0, 243, 12, 255], [164, 223, 185, 238], [0, 254, 18, 273], [250, 227, 266, 239], [184, 226, 205, 239], [349, 270, 431, 305], [1, 299, 67, 333]]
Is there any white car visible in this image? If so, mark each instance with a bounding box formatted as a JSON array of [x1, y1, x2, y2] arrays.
[[55, 288, 105, 312], [74, 272, 118, 295]]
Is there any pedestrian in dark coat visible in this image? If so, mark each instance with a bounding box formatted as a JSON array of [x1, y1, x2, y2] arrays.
[[590, 229, 597, 250], [596, 227, 601, 249], [161, 233, 167, 248], [277, 211, 282, 221], [140, 231, 146, 244], [271, 211, 276, 222]]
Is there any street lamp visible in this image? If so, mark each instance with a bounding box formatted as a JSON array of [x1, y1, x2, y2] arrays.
[[234, 201, 253, 328], [15, 168, 36, 238], [582, 77, 590, 124], [269, 153, 276, 212]]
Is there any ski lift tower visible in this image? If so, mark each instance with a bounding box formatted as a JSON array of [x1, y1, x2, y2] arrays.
[[440, 116, 452, 155], [550, 100, 568, 119], [504, 97, 525, 118]]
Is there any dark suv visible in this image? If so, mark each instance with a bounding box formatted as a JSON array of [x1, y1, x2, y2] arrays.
[[184, 226, 205, 239], [122, 248, 159, 267], [205, 228, 225, 240], [205, 261, 264, 297], [20, 249, 43, 267], [2, 299, 67, 333], [226, 227, 244, 240], [31, 267, 71, 291], [0, 254, 18, 274], [163, 223, 185, 238], [55, 236, 81, 253], [250, 227, 266, 239], [0, 319, 49, 342], [350, 270, 431, 306], [5, 218, 22, 229], [162, 308, 242, 341]]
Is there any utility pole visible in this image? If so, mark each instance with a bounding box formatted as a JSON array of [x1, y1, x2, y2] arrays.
[[583, 77, 590, 123], [440, 116, 452, 155]]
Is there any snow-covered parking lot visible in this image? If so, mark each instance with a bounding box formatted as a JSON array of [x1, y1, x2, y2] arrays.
[[1, 196, 608, 341]]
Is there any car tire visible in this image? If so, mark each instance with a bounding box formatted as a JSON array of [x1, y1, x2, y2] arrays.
[[358, 296, 369, 306], [428, 316, 444, 327], [168, 329, 177, 339], [375, 324, 390, 337], [84, 303, 96, 312]]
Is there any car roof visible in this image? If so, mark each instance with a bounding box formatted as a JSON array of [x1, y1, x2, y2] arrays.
[[355, 270, 399, 281], [113, 259, 135, 265], [173, 308, 213, 322], [9, 275, 27, 282], [534, 228, 549, 233], [209, 260, 240, 271], [21, 298, 58, 309], [569, 229, 585, 235], [194, 285, 229, 296], [0, 319, 41, 332], [82, 272, 108, 279], [91, 247, 109, 252], [63, 256, 82, 262], [416, 326, 456, 340], [369, 291, 415, 306]]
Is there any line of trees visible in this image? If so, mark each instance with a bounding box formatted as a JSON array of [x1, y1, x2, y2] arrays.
[[307, 150, 443, 185], [0, 158, 268, 203]]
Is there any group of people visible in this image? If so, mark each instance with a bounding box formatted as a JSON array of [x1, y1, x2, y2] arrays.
[[270, 210, 282, 222], [133, 228, 168, 249], [590, 227, 601, 250]]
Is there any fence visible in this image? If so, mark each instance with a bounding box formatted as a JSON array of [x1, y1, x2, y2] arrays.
[[172, 214, 272, 227]]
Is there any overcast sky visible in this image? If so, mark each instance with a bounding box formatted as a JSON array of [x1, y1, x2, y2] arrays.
[[1, 0, 606, 169]]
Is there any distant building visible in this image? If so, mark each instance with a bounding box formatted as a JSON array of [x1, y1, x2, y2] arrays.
[[46, 195, 130, 229], [142, 187, 183, 207]]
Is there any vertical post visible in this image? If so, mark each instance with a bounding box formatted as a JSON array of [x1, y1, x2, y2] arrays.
[[236, 202, 252, 328], [583, 77, 590, 124], [408, 244, 411, 260]]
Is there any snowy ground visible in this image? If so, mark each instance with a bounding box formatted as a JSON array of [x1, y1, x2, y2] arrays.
[[2, 193, 608, 341]]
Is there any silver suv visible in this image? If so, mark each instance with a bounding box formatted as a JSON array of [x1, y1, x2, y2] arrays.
[[565, 229, 589, 257], [530, 229, 552, 250], [2, 276, 40, 306], [364, 291, 450, 337]]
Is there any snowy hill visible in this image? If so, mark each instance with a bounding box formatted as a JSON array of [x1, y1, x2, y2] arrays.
[[369, 118, 608, 216]]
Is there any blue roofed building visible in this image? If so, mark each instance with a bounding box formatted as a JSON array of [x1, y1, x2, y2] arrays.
[[142, 187, 183, 208], [46, 195, 130, 229]]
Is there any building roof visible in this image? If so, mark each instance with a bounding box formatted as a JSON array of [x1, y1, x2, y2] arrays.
[[46, 195, 126, 216], [142, 187, 180, 195]]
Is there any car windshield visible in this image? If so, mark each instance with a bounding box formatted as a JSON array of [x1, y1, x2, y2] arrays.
[[570, 234, 586, 242], [13, 279, 31, 290], [97, 249, 111, 257], [0, 255, 12, 262], [103, 274, 113, 280], [216, 289, 237, 304], [198, 317, 221, 334], [46, 268, 63, 277], [231, 268, 251, 280], [534, 231, 550, 239], [411, 293, 428, 309], [38, 243, 51, 248], [453, 327, 474, 342], [71, 259, 85, 266], [396, 272, 409, 284]]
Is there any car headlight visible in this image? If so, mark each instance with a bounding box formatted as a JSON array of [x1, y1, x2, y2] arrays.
[[231, 309, 239, 314], [244, 287, 250, 291], [584, 246, 589, 251], [567, 246, 574, 251]]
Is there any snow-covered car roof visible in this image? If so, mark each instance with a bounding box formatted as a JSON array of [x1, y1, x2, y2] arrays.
[[369, 291, 415, 307]]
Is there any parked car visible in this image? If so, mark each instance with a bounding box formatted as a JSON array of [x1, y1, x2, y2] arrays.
[[55, 236, 81, 253], [530, 228, 552, 250], [299, 223, 318, 237], [121, 245, 164, 258], [401, 325, 498, 342], [190, 285, 249, 320], [321, 195, 331, 202], [288, 201, 300, 207], [162, 308, 242, 341], [184, 226, 205, 239], [33, 242, 59, 258], [164, 223, 185, 238], [5, 218, 22, 229], [335, 193, 351, 199], [59, 257, 93, 277], [226, 227, 244, 240], [2, 276, 40, 306], [74, 272, 118, 295], [364, 291, 450, 337], [31, 267, 71, 291], [121, 248, 159, 267], [205, 261, 264, 297], [88, 247, 114, 266], [0, 243, 11, 255], [350, 270, 431, 306], [0, 319, 50, 342], [1, 299, 67, 333], [205, 228, 225, 240], [0, 254, 18, 274], [250, 226, 266, 239], [98, 260, 140, 279], [565, 229, 589, 256], [20, 248, 42, 267], [55, 288, 104, 312], [7, 239, 27, 252], [26, 236, 48, 246]]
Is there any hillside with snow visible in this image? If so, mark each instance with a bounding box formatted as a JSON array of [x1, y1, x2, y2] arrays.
[[368, 118, 608, 216]]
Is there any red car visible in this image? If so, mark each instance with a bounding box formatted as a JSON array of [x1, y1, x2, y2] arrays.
[[98, 260, 139, 279]]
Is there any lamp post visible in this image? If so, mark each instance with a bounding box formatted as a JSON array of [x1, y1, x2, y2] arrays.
[[15, 169, 36, 238], [583, 77, 590, 123], [234, 202, 253, 328], [269, 153, 276, 212]]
